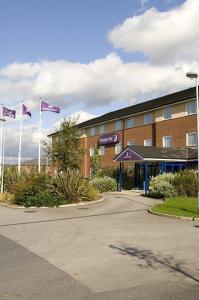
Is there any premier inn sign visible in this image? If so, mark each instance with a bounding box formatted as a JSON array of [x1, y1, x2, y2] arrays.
[[98, 132, 120, 145]]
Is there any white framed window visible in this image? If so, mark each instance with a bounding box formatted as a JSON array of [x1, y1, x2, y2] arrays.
[[99, 145, 105, 156], [186, 132, 197, 146], [127, 141, 135, 146], [144, 139, 152, 146], [115, 120, 122, 131], [144, 113, 152, 125], [99, 124, 105, 134], [187, 101, 196, 115], [163, 136, 172, 148], [89, 127, 96, 136], [163, 107, 172, 120], [126, 118, 135, 129], [89, 147, 95, 157], [115, 143, 122, 155]]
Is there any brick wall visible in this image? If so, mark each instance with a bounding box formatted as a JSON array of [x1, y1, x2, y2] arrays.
[[80, 115, 197, 176], [124, 125, 153, 146], [156, 114, 197, 148]]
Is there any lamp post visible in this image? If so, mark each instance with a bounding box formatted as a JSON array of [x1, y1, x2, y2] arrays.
[[186, 71, 199, 210]]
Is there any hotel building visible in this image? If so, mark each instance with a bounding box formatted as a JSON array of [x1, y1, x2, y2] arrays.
[[49, 87, 198, 191]]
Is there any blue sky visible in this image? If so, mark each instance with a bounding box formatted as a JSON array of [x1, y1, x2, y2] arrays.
[[0, 0, 184, 67], [0, 0, 197, 162]]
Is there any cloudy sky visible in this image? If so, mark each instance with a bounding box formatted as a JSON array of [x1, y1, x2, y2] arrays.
[[0, 0, 198, 163]]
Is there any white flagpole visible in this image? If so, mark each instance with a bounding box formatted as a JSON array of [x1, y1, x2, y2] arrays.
[[18, 102, 23, 175], [0, 104, 3, 178], [38, 98, 42, 173], [1, 125, 5, 193]]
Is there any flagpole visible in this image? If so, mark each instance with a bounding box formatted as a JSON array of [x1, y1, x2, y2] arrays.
[[18, 102, 23, 175], [1, 125, 5, 193], [0, 104, 3, 178], [38, 98, 42, 173]]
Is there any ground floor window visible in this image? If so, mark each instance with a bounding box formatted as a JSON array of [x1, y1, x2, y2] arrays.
[[186, 132, 197, 146], [144, 139, 152, 146], [99, 145, 105, 156], [115, 143, 122, 154], [163, 136, 172, 147]]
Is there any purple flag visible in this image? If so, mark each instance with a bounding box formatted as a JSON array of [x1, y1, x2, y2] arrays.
[[3, 106, 16, 119], [41, 101, 60, 113], [22, 104, 31, 117]]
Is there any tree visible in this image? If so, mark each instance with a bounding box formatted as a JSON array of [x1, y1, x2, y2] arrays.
[[90, 146, 102, 177], [44, 118, 84, 173]]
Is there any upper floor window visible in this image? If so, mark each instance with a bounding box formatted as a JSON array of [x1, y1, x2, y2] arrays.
[[115, 120, 122, 131], [115, 143, 122, 155], [163, 107, 172, 120], [163, 136, 172, 148], [144, 113, 152, 125], [187, 101, 196, 115], [99, 124, 105, 134], [126, 118, 135, 129], [99, 145, 105, 156], [89, 127, 96, 136], [186, 132, 197, 146], [144, 139, 152, 146]]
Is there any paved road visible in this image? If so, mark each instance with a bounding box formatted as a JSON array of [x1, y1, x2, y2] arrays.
[[0, 192, 199, 299]]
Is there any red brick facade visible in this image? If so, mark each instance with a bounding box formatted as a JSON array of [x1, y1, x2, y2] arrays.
[[81, 114, 197, 177]]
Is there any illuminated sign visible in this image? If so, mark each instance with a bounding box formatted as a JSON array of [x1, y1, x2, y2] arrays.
[[98, 132, 120, 145]]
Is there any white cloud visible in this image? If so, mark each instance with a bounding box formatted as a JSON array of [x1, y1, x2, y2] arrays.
[[54, 111, 97, 131], [1, 0, 199, 163], [108, 0, 199, 64], [4, 124, 50, 164], [0, 53, 194, 112]]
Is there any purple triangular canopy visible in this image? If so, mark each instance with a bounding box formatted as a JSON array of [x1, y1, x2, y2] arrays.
[[115, 147, 143, 162]]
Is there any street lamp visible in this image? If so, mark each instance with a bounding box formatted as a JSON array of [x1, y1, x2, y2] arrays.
[[186, 71, 199, 210]]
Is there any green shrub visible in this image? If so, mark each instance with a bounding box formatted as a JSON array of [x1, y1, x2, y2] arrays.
[[173, 170, 197, 197], [12, 173, 61, 207], [54, 170, 97, 203], [149, 173, 177, 199], [0, 192, 14, 204], [90, 176, 117, 193], [23, 190, 64, 208]]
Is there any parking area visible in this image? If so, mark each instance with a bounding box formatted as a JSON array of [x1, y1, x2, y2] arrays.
[[0, 192, 199, 299]]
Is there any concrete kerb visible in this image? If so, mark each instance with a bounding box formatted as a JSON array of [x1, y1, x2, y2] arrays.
[[0, 197, 104, 209], [148, 207, 199, 221]]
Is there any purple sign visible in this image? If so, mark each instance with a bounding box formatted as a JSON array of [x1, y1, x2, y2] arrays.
[[98, 132, 120, 145], [115, 148, 143, 162]]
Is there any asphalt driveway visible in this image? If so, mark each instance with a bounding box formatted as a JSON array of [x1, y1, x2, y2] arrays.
[[0, 192, 199, 299]]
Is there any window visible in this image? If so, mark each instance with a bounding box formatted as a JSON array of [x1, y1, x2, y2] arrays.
[[89, 147, 95, 157], [127, 141, 135, 146], [163, 136, 172, 147], [115, 143, 122, 154], [89, 127, 95, 136], [187, 101, 196, 115], [126, 118, 135, 129], [115, 120, 122, 131], [99, 145, 105, 156], [99, 124, 105, 134], [144, 139, 152, 146], [186, 132, 197, 146], [144, 113, 152, 124], [163, 107, 172, 120]]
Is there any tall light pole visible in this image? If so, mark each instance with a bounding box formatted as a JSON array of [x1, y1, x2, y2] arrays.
[[186, 71, 199, 210]]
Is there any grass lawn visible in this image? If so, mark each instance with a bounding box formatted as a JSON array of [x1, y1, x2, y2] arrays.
[[151, 197, 199, 218]]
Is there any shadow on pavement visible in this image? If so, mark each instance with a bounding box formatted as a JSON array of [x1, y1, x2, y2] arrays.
[[109, 244, 199, 284]]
